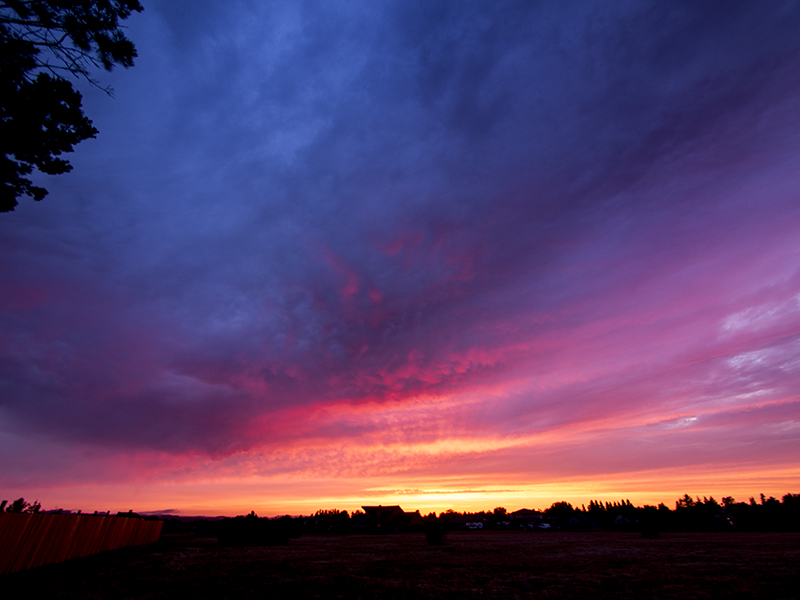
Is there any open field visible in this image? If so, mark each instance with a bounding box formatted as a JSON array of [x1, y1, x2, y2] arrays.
[[4, 531, 800, 599]]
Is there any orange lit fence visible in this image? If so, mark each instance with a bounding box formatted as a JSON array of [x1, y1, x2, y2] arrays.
[[0, 513, 163, 575]]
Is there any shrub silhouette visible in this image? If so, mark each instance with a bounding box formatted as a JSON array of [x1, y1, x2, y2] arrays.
[[217, 512, 294, 546], [2, 498, 41, 513], [423, 518, 449, 546]]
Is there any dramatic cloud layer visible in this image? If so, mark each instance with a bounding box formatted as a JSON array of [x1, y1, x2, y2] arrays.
[[1, 0, 799, 513]]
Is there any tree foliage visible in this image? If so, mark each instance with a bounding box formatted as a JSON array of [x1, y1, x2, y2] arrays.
[[3, 497, 41, 512], [0, 0, 143, 212]]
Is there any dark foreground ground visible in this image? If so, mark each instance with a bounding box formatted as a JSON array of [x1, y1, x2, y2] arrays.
[[5, 531, 800, 599]]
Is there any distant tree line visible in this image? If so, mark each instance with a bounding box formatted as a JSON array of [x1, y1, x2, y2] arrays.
[[434, 493, 800, 534], [154, 492, 800, 543], [0, 498, 160, 520], [6, 492, 799, 541], [0, 498, 41, 513]]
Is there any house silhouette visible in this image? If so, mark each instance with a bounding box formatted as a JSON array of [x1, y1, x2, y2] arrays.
[[361, 505, 423, 533]]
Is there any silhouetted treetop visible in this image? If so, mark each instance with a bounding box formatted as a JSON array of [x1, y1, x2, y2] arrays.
[[1, 0, 143, 211], [1, 497, 41, 512]]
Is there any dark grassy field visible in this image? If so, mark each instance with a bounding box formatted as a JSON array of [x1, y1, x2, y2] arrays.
[[5, 531, 800, 599]]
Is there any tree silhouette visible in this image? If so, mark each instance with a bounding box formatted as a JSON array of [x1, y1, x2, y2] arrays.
[[3, 497, 40, 512], [1, 0, 143, 211]]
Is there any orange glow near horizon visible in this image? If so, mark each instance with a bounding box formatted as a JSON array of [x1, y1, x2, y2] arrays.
[[9, 463, 799, 518], [3, 384, 798, 518]]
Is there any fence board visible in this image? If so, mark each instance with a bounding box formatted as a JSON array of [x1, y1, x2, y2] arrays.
[[0, 513, 163, 575]]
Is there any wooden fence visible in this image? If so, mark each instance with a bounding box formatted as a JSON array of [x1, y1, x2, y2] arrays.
[[0, 513, 163, 575]]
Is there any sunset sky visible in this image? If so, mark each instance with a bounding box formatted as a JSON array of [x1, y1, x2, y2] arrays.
[[1, 1, 799, 517]]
